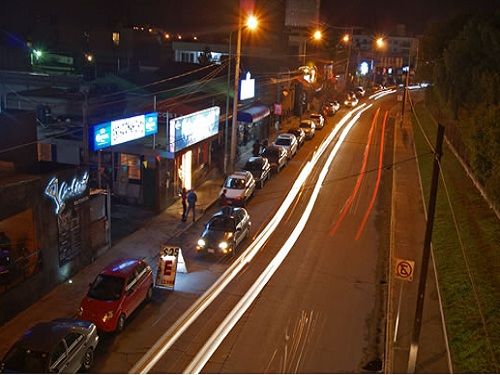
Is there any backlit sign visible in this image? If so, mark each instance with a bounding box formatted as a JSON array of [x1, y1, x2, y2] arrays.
[[169, 107, 220, 153], [45, 171, 89, 215], [92, 112, 158, 151], [240, 72, 255, 100]]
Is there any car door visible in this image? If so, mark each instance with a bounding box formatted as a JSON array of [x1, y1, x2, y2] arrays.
[[134, 262, 150, 303], [49, 340, 68, 373], [234, 213, 244, 245], [123, 272, 141, 315], [63, 332, 85, 373]]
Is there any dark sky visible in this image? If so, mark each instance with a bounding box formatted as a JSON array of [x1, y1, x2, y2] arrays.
[[1, 0, 497, 37]]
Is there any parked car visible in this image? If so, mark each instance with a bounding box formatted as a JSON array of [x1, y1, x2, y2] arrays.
[[355, 86, 366, 97], [196, 207, 251, 256], [273, 133, 298, 159], [288, 127, 306, 148], [330, 100, 341, 112], [221, 171, 256, 207], [262, 144, 288, 173], [243, 156, 271, 189], [309, 113, 325, 130], [299, 119, 316, 139], [344, 93, 359, 107], [79, 258, 153, 333], [1, 319, 99, 373]]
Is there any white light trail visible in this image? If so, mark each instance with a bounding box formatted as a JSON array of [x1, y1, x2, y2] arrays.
[[184, 104, 374, 374], [369, 89, 396, 101], [130, 104, 370, 374]]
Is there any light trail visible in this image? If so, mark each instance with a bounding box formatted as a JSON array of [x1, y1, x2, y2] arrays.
[[329, 108, 380, 236], [369, 89, 397, 100], [184, 104, 374, 374], [355, 110, 388, 240], [130, 104, 367, 374]]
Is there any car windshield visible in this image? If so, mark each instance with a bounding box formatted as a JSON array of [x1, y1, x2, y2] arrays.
[[300, 122, 311, 129], [244, 160, 263, 171], [224, 178, 245, 189], [207, 217, 235, 232], [275, 138, 291, 146], [3, 346, 49, 373], [310, 115, 320, 119], [88, 274, 124, 301]]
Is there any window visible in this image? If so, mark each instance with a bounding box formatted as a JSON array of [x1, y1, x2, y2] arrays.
[[65, 333, 83, 355], [135, 262, 147, 282], [50, 341, 67, 371], [112, 32, 120, 46], [120, 154, 141, 181]]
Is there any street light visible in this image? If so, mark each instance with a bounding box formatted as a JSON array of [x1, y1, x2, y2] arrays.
[[227, 14, 259, 173], [302, 29, 323, 65], [375, 37, 385, 49], [341, 30, 353, 90]]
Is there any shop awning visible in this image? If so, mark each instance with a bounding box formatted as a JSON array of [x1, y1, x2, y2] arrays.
[[237, 105, 270, 123]]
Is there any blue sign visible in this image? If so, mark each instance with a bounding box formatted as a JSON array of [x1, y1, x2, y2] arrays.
[[92, 112, 158, 151]]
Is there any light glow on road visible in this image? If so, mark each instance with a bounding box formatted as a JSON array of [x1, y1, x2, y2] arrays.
[[184, 104, 375, 374]]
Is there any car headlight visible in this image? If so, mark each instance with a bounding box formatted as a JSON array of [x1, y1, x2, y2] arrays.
[[102, 311, 114, 322], [197, 239, 206, 247], [218, 241, 228, 250]]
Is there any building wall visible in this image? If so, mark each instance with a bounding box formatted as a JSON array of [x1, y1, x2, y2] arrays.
[[0, 168, 93, 324]]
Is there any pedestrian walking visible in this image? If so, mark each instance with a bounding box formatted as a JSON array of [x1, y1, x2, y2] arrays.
[[185, 189, 198, 222], [180, 188, 187, 221], [219, 189, 228, 207]]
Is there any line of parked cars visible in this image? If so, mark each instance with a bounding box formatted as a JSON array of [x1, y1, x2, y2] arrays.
[[1, 257, 155, 373], [195, 113, 327, 258]]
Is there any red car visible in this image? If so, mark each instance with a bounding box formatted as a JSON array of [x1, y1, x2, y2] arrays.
[[79, 258, 153, 332]]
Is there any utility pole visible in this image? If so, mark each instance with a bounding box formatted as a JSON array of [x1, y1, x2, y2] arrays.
[[229, 12, 242, 172], [401, 51, 411, 118], [224, 32, 233, 175], [407, 123, 445, 373], [343, 27, 353, 91]]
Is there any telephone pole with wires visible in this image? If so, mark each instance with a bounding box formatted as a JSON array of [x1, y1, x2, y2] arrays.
[[407, 123, 445, 373]]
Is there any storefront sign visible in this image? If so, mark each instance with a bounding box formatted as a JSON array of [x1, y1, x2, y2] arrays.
[[92, 112, 158, 151], [169, 106, 219, 153], [240, 71, 255, 100], [155, 246, 181, 289], [45, 171, 89, 215]]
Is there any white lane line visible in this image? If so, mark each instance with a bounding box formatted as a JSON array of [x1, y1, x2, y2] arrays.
[[184, 105, 374, 374]]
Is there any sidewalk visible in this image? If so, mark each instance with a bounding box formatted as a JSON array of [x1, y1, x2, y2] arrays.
[[0, 174, 224, 357], [386, 106, 451, 372]]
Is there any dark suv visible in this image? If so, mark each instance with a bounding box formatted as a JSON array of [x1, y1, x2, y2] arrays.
[[196, 207, 251, 256]]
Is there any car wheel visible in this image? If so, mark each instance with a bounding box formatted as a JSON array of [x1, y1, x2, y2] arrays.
[[116, 313, 126, 332], [82, 347, 94, 371], [146, 285, 153, 302]]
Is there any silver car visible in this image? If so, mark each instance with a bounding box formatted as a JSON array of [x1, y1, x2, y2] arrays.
[[1, 319, 99, 373]]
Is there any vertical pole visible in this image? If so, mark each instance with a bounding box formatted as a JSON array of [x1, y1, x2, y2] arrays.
[[407, 123, 445, 373], [97, 150, 102, 188], [302, 38, 307, 65], [106, 185, 112, 248], [224, 31, 232, 175], [344, 28, 352, 91], [230, 15, 242, 172], [401, 51, 411, 118], [82, 91, 89, 166]]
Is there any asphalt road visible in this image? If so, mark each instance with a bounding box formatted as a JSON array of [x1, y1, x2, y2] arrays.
[[133, 96, 400, 373]]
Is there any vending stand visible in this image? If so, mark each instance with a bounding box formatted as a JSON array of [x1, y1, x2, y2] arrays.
[[155, 245, 188, 290]]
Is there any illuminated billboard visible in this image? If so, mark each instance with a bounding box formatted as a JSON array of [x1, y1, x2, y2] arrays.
[[92, 112, 158, 151], [240, 72, 255, 101], [169, 107, 220, 153]]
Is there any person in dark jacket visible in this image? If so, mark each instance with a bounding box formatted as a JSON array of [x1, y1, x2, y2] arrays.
[[185, 189, 198, 222]]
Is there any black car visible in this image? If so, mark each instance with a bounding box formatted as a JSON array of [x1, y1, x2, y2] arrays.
[[1, 319, 99, 373], [196, 207, 251, 256], [261, 144, 288, 173], [243, 156, 271, 188], [288, 128, 306, 148]]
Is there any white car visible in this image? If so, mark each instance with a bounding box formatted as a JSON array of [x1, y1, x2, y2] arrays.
[[299, 119, 316, 139], [344, 95, 359, 107], [355, 86, 366, 97], [221, 171, 256, 207], [273, 133, 298, 159], [309, 113, 325, 129]]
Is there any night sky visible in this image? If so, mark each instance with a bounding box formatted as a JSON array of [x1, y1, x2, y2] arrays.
[[1, 0, 497, 37]]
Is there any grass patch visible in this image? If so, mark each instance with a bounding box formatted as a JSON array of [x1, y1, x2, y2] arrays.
[[411, 101, 500, 373]]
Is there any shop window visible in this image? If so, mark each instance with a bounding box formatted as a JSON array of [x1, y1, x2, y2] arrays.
[[0, 209, 39, 294], [120, 154, 141, 182]]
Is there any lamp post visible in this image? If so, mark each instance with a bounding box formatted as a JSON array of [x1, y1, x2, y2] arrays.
[[302, 29, 322, 65], [229, 14, 258, 172], [342, 31, 353, 91]]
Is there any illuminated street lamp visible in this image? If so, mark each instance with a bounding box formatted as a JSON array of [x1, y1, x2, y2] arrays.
[[376, 37, 385, 49], [302, 29, 323, 65], [342, 33, 350, 43], [227, 14, 259, 173], [313, 29, 322, 41]]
